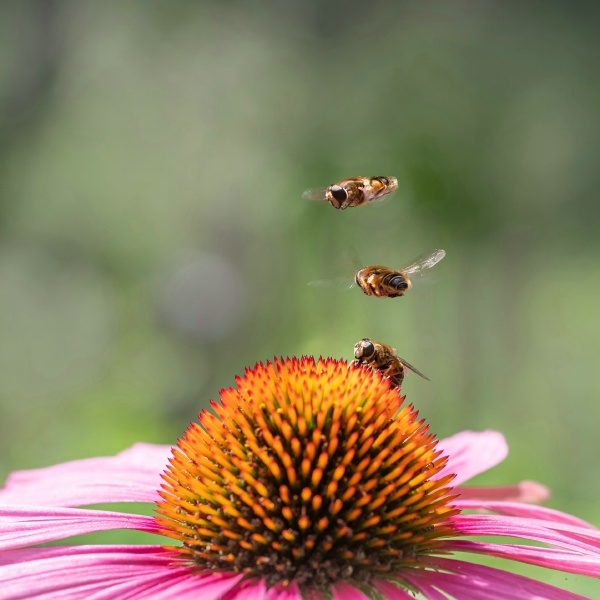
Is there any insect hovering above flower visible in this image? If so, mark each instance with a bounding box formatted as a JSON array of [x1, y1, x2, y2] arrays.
[[354, 338, 430, 390], [308, 249, 446, 298], [302, 176, 398, 209], [355, 249, 446, 298]]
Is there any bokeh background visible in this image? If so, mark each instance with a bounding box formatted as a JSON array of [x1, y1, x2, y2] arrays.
[[1, 1, 599, 594]]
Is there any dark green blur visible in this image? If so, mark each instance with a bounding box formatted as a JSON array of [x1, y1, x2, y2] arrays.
[[1, 2, 599, 594]]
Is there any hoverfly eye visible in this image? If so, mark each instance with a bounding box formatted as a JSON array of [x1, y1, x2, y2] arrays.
[[329, 186, 348, 203], [362, 341, 375, 357], [390, 277, 408, 291]]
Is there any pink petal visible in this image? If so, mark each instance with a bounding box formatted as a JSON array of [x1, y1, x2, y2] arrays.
[[0, 505, 159, 550], [382, 575, 451, 600], [451, 514, 600, 554], [91, 569, 243, 600], [227, 580, 301, 600], [226, 579, 267, 600], [436, 430, 508, 485], [418, 557, 591, 600], [454, 499, 597, 528], [140, 572, 246, 600], [331, 582, 370, 600], [0, 443, 172, 508], [442, 539, 600, 578], [372, 579, 420, 599], [0, 545, 243, 600], [456, 480, 550, 503], [265, 582, 302, 600]]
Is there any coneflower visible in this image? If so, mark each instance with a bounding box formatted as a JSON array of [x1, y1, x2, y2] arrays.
[[1, 357, 598, 599]]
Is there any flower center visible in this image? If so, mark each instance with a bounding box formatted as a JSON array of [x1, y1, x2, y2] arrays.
[[155, 357, 457, 591]]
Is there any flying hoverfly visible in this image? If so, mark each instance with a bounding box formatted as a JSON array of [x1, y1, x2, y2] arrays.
[[308, 249, 446, 298], [302, 176, 398, 210], [355, 249, 446, 298], [353, 338, 430, 390]]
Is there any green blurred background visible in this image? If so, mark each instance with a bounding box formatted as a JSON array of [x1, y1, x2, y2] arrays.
[[1, 1, 599, 594]]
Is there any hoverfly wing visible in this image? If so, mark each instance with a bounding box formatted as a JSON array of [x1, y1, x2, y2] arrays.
[[302, 186, 329, 202], [308, 249, 362, 290], [307, 277, 356, 290], [397, 357, 430, 381], [401, 249, 446, 276]]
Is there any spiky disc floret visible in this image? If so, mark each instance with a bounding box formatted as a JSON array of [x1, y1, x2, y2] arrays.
[[156, 357, 458, 591]]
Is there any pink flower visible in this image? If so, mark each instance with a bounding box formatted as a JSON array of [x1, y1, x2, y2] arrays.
[[1, 358, 599, 599]]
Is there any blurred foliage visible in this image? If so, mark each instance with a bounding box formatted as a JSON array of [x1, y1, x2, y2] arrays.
[[1, 1, 600, 594]]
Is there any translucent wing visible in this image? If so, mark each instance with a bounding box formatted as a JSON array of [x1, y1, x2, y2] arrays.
[[398, 357, 430, 381], [302, 186, 329, 202], [401, 249, 446, 276], [307, 277, 356, 290], [308, 249, 362, 290]]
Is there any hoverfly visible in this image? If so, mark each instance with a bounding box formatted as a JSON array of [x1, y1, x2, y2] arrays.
[[355, 249, 446, 298], [302, 176, 398, 210], [354, 338, 430, 390]]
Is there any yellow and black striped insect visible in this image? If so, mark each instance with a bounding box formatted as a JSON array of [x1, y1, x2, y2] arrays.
[[354, 338, 430, 390], [302, 176, 398, 209]]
